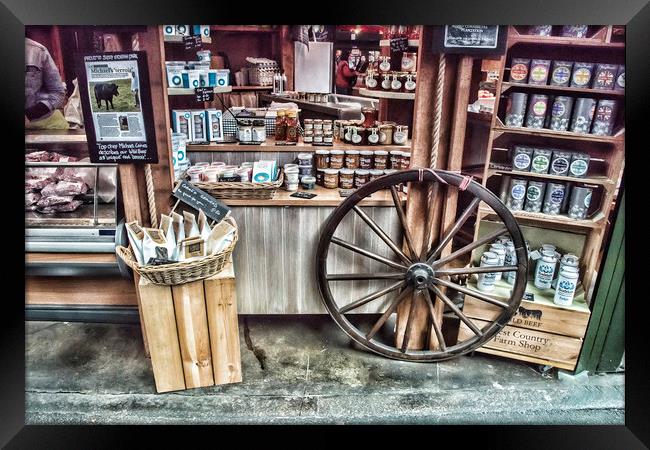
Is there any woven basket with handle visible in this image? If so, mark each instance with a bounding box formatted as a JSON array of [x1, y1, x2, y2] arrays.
[[116, 216, 238, 286]]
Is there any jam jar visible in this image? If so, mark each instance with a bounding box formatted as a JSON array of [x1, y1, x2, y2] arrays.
[[401, 52, 417, 72], [343, 124, 354, 143], [367, 127, 380, 145], [381, 73, 392, 90], [329, 150, 345, 169], [362, 106, 379, 128], [313, 130, 324, 145], [374, 150, 388, 170], [323, 131, 333, 144], [323, 169, 339, 189], [379, 123, 395, 145], [322, 120, 333, 132], [345, 150, 360, 169], [389, 151, 403, 170], [400, 152, 411, 170], [369, 169, 384, 182], [359, 150, 374, 169], [365, 70, 378, 90], [391, 73, 403, 91], [303, 118, 314, 132], [315, 168, 325, 186], [379, 56, 391, 73], [404, 73, 417, 93], [393, 125, 409, 145], [313, 119, 323, 132], [354, 169, 370, 188], [350, 127, 364, 145], [315, 150, 329, 169], [339, 169, 355, 189]]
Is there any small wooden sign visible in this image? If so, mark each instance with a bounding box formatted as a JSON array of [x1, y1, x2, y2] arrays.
[[390, 36, 409, 52], [183, 35, 203, 50], [195, 87, 214, 103], [172, 180, 230, 223]]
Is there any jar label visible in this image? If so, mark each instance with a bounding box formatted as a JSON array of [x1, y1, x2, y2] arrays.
[[404, 80, 416, 91], [368, 133, 379, 143], [379, 131, 387, 143], [532, 155, 549, 171], [402, 57, 414, 70], [617, 72, 625, 88], [510, 63, 528, 81], [513, 153, 531, 170], [366, 77, 377, 88], [532, 100, 546, 116], [527, 185, 542, 201], [352, 134, 362, 143], [394, 131, 406, 143], [530, 65, 548, 82], [551, 157, 569, 174], [391, 79, 402, 90], [570, 159, 588, 176], [550, 188, 564, 204], [584, 192, 592, 208], [573, 68, 591, 86], [596, 69, 615, 87], [511, 184, 526, 200], [552, 101, 566, 117], [381, 79, 391, 89], [552, 66, 571, 84], [380, 61, 391, 72]]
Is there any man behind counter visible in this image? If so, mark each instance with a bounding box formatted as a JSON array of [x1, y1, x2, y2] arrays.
[[25, 37, 69, 130]]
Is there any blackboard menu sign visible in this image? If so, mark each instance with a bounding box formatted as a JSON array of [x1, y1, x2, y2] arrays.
[[183, 35, 203, 50], [432, 26, 506, 55], [390, 37, 409, 52], [172, 180, 230, 223], [195, 87, 214, 103], [290, 192, 317, 199]]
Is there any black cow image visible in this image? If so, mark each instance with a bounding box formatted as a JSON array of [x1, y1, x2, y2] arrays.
[[94, 83, 119, 110], [517, 306, 543, 320]]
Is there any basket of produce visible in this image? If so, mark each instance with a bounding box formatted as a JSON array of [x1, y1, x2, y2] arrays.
[[187, 162, 284, 200], [116, 210, 238, 286]]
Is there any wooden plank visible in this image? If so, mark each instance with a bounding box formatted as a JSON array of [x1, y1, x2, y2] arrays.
[[358, 88, 415, 100], [138, 280, 185, 392], [26, 276, 137, 306], [26, 253, 117, 264], [118, 164, 143, 224], [458, 318, 583, 370], [132, 273, 150, 357], [204, 266, 242, 385], [186, 139, 411, 152], [500, 82, 625, 97], [473, 347, 577, 371], [280, 25, 294, 91], [171, 280, 215, 389]]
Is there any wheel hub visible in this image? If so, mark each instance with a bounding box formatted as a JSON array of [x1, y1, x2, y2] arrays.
[[406, 263, 435, 289]]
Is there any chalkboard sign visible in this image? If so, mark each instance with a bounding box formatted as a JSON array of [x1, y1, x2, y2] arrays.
[[290, 192, 317, 199], [172, 180, 230, 223], [183, 35, 203, 50], [390, 37, 409, 52], [432, 26, 506, 55], [195, 87, 214, 102], [523, 292, 535, 301]]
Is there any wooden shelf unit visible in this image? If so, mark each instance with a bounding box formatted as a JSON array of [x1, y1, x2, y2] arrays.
[[187, 139, 412, 152], [25, 129, 88, 145], [473, 25, 625, 304]]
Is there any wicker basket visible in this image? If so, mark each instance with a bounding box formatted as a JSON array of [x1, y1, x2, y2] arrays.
[[116, 217, 239, 286], [193, 170, 284, 200]]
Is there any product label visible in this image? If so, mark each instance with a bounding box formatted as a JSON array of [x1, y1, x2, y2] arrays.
[[570, 159, 588, 176], [595, 105, 613, 121], [510, 63, 528, 81], [404, 80, 416, 91], [380, 61, 391, 72], [368, 133, 379, 143], [532, 101, 547, 116], [550, 188, 564, 204], [513, 153, 531, 170], [530, 65, 548, 82], [532, 155, 549, 171], [401, 57, 414, 71], [596, 69, 615, 88], [352, 133, 362, 144], [556, 279, 576, 301], [551, 157, 569, 174], [617, 72, 625, 88], [536, 262, 555, 284], [393, 131, 406, 143], [527, 185, 542, 201], [511, 184, 526, 200], [381, 78, 391, 89], [552, 101, 566, 117], [584, 192, 592, 208], [552, 66, 571, 84], [366, 77, 377, 88], [572, 68, 591, 86], [391, 79, 402, 90]]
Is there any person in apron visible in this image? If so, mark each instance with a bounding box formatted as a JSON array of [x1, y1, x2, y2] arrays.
[[25, 37, 68, 130]]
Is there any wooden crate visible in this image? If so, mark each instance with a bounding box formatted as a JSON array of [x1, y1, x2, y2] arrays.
[[459, 279, 591, 371], [137, 262, 242, 393]]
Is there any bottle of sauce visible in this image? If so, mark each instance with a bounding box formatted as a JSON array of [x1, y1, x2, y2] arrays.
[[274, 109, 286, 143], [285, 110, 298, 143]]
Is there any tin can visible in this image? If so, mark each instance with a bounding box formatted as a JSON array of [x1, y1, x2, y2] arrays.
[[554, 268, 579, 306], [548, 96, 574, 131], [531, 148, 552, 174], [561, 25, 589, 38], [550, 150, 572, 176], [549, 61, 573, 87], [509, 58, 530, 84], [534, 253, 557, 290], [505, 93, 528, 127], [525, 94, 548, 129], [568, 186, 592, 219], [592, 64, 618, 90], [512, 145, 534, 172], [570, 98, 596, 134], [524, 181, 546, 213], [528, 25, 552, 36], [498, 175, 511, 204], [506, 178, 527, 211], [477, 251, 501, 292], [504, 240, 518, 285], [528, 59, 551, 85], [569, 153, 590, 178], [570, 62, 595, 88], [591, 99, 618, 136], [489, 243, 507, 282], [615, 65, 625, 91], [542, 182, 566, 215]]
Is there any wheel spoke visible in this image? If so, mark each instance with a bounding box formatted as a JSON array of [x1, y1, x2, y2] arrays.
[[420, 182, 440, 261], [435, 265, 518, 276], [433, 277, 510, 309], [429, 285, 483, 337], [431, 226, 508, 268], [353, 205, 412, 265], [331, 237, 408, 271], [422, 288, 447, 351], [327, 272, 406, 281], [366, 287, 413, 340], [390, 186, 418, 260], [426, 197, 481, 264], [339, 280, 407, 314], [400, 290, 420, 352]]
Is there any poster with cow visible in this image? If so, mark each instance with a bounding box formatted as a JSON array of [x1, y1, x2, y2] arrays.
[[77, 51, 158, 163]]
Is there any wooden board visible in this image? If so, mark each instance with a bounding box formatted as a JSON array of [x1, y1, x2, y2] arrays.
[[25, 276, 137, 306], [204, 264, 242, 385], [500, 82, 625, 97], [186, 139, 411, 152], [358, 88, 415, 100], [171, 281, 215, 389], [458, 318, 583, 371], [138, 280, 186, 393]]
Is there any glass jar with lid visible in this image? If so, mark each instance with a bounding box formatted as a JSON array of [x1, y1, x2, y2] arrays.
[[313, 130, 324, 145], [323, 169, 339, 189], [354, 169, 370, 188], [362, 107, 379, 128], [285, 110, 299, 143], [401, 52, 417, 72], [393, 125, 409, 145], [360, 150, 374, 169], [379, 56, 391, 73], [315, 150, 330, 169], [381, 73, 392, 90], [379, 122, 395, 145], [274, 110, 286, 142], [329, 150, 345, 169], [365, 69, 378, 89], [404, 73, 417, 93], [238, 119, 253, 143], [345, 150, 360, 169], [391, 73, 403, 91], [367, 127, 380, 145], [252, 119, 266, 143], [339, 169, 355, 189]]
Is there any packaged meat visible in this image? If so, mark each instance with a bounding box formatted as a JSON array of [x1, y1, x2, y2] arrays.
[[50, 152, 79, 162], [25, 176, 52, 192], [25, 192, 41, 206], [25, 151, 52, 162], [25, 205, 38, 211], [37, 200, 83, 214], [40, 180, 89, 197], [36, 195, 75, 208], [25, 167, 63, 180]]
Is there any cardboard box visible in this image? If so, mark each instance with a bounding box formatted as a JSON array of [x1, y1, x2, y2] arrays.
[[172, 110, 192, 142]]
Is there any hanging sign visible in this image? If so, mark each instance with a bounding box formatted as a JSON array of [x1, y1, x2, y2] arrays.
[[195, 87, 214, 103], [183, 35, 203, 50], [390, 36, 409, 52], [172, 180, 231, 223], [433, 26, 506, 55], [77, 51, 158, 163]]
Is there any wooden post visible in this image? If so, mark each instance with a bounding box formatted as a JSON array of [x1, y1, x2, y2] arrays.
[[204, 263, 242, 385], [138, 280, 185, 393], [280, 26, 294, 91], [172, 280, 215, 389]]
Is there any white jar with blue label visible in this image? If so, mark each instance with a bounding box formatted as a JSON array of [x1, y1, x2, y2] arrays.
[[489, 243, 506, 282], [534, 252, 557, 289], [504, 240, 517, 285], [553, 268, 579, 306], [477, 251, 500, 292]]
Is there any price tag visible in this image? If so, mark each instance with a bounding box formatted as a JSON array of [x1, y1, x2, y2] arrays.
[[195, 87, 214, 103], [523, 292, 535, 301], [290, 192, 317, 199], [390, 36, 409, 52], [183, 35, 203, 50]]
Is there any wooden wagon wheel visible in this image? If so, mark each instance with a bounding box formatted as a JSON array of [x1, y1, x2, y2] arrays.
[[316, 169, 528, 362]]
